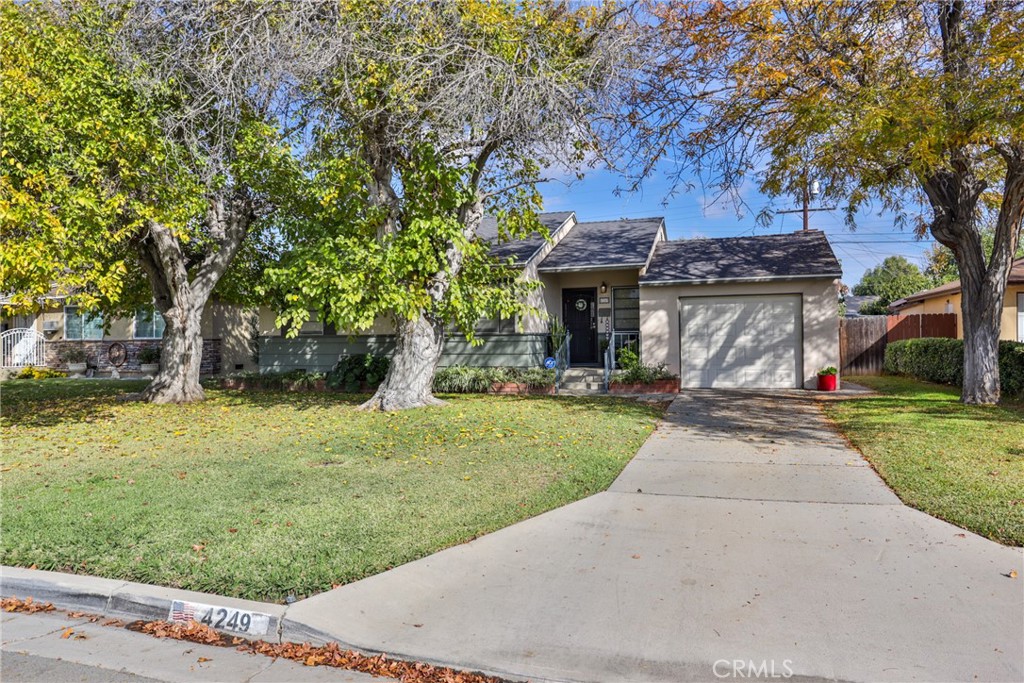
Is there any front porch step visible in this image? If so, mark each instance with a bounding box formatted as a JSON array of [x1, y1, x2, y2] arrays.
[[560, 381, 605, 392], [558, 368, 607, 394]]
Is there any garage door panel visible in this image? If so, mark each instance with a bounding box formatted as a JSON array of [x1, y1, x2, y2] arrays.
[[680, 295, 801, 389]]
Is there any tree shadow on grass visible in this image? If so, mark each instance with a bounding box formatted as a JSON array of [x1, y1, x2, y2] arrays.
[[0, 379, 150, 429]]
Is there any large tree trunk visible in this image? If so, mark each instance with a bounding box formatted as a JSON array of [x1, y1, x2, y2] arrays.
[[360, 196, 487, 411], [360, 314, 446, 411], [959, 273, 1004, 404], [145, 296, 207, 403], [135, 193, 252, 403]]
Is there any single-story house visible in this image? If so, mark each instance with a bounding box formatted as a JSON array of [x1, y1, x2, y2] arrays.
[[889, 257, 1024, 341], [0, 297, 256, 374], [260, 211, 843, 389]]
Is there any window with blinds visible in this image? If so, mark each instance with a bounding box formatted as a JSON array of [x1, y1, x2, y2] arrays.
[[612, 288, 639, 331]]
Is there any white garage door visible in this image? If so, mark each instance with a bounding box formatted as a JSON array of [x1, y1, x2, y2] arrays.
[[679, 295, 801, 388]]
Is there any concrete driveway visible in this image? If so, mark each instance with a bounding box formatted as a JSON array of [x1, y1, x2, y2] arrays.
[[285, 391, 1024, 682]]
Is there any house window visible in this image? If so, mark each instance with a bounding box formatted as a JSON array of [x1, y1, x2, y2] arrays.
[[1018, 293, 1023, 342], [299, 310, 324, 336], [134, 306, 166, 339], [612, 288, 640, 331], [64, 306, 104, 340]]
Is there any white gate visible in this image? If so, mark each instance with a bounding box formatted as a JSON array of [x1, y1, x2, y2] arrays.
[[1, 328, 46, 368]]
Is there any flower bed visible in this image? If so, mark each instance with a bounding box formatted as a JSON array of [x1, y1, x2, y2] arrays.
[[608, 379, 679, 394]]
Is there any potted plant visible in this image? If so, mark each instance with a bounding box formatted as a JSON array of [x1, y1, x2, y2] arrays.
[[62, 347, 88, 376], [817, 365, 838, 391], [138, 346, 161, 376]]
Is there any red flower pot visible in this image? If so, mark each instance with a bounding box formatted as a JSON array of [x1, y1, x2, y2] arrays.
[[817, 374, 837, 391]]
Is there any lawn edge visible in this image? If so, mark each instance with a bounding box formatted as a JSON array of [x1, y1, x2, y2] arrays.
[[0, 565, 536, 682], [818, 388, 1024, 549]]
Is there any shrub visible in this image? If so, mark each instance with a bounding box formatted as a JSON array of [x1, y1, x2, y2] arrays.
[[518, 367, 556, 388], [137, 346, 161, 364], [614, 343, 676, 384], [432, 365, 494, 393], [61, 347, 88, 364], [817, 366, 838, 376], [327, 354, 390, 392], [430, 366, 554, 393], [15, 366, 68, 380], [883, 338, 1024, 398]]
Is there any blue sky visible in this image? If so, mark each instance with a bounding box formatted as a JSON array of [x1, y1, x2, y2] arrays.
[[538, 166, 935, 288]]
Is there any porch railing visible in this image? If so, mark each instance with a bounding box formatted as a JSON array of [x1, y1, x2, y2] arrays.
[[553, 331, 571, 394], [604, 331, 640, 392], [603, 340, 614, 392]]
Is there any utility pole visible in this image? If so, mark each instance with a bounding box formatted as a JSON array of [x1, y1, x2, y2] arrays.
[[778, 172, 834, 231]]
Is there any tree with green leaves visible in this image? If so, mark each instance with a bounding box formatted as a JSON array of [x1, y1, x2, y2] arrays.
[[852, 256, 931, 314], [924, 222, 1024, 286], [1, 1, 321, 403], [617, 0, 1024, 404], [265, 0, 632, 410]]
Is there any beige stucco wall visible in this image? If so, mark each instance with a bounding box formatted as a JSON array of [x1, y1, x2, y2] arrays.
[[898, 284, 1023, 340], [541, 269, 641, 338], [640, 278, 841, 389]]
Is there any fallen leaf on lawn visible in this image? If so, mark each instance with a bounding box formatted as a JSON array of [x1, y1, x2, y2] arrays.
[[192, 544, 205, 552], [227, 528, 238, 533], [60, 627, 74, 639]]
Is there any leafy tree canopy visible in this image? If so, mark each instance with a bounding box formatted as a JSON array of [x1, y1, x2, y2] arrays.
[[852, 256, 930, 314]]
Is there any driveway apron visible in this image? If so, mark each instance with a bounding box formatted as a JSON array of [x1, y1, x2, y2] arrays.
[[285, 390, 1024, 683]]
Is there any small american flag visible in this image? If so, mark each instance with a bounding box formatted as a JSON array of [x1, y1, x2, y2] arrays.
[[170, 600, 196, 622]]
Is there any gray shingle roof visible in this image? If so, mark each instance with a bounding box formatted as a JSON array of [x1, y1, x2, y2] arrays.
[[536, 217, 664, 272], [478, 212, 574, 264], [640, 231, 842, 284]]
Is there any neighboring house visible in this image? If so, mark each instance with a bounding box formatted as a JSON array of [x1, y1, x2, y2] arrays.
[[889, 257, 1024, 341], [0, 297, 257, 374], [261, 211, 843, 389], [843, 294, 881, 317]]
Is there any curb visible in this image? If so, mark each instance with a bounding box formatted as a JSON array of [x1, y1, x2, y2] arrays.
[[1, 566, 286, 641], [1, 565, 535, 682]]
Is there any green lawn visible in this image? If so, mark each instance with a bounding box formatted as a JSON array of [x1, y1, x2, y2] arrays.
[[824, 376, 1024, 546], [1, 380, 664, 601]]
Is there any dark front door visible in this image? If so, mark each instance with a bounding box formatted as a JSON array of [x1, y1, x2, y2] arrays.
[[562, 288, 597, 364]]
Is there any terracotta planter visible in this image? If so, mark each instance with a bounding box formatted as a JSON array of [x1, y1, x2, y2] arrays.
[[817, 374, 838, 391], [608, 379, 679, 394], [490, 382, 528, 395]]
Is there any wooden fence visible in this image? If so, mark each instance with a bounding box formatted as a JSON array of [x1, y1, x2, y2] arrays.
[[840, 313, 957, 376]]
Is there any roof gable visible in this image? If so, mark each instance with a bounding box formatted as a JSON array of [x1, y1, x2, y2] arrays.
[[478, 212, 574, 264], [536, 217, 665, 272], [640, 231, 842, 285]]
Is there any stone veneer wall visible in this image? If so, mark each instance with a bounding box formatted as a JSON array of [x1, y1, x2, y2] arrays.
[[44, 339, 222, 375]]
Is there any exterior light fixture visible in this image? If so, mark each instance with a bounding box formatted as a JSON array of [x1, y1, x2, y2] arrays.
[[600, 282, 608, 294]]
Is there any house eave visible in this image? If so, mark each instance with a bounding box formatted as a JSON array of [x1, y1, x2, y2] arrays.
[[537, 263, 645, 274], [639, 273, 842, 286]]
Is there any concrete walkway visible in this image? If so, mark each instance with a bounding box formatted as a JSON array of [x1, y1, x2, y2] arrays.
[[285, 390, 1024, 683]]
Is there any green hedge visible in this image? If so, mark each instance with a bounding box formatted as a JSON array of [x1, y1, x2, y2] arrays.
[[884, 338, 1024, 397]]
